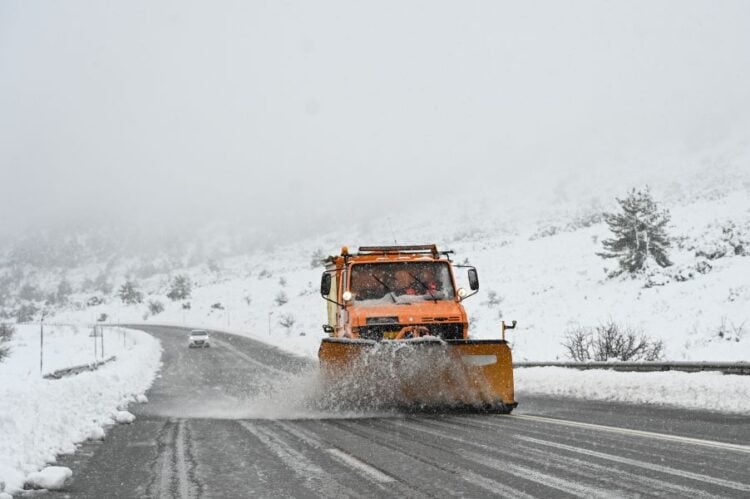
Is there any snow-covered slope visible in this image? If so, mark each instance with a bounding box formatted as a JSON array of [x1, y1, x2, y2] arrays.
[[3, 139, 750, 362]]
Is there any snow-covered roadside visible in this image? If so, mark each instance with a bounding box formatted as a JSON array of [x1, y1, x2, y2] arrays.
[[0, 327, 162, 495], [516, 367, 750, 414]]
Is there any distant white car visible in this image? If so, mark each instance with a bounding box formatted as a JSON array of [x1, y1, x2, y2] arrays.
[[188, 330, 210, 348]]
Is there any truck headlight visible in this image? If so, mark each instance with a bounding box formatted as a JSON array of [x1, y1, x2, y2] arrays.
[[342, 291, 353, 301]]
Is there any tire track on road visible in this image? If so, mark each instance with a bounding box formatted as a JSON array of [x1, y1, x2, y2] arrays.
[[149, 419, 201, 499]]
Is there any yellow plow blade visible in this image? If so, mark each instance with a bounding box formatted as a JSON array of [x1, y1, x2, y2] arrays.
[[318, 338, 516, 412]]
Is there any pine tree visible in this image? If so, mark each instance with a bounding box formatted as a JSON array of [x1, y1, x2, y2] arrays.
[[118, 281, 143, 304], [598, 187, 672, 275]]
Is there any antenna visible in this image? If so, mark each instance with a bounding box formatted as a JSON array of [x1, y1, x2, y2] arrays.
[[386, 217, 398, 245]]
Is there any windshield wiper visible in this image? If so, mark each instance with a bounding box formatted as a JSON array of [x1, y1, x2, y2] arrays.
[[372, 275, 399, 303], [408, 272, 438, 303]]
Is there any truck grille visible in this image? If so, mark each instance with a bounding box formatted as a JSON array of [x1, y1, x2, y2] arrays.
[[358, 323, 463, 341]]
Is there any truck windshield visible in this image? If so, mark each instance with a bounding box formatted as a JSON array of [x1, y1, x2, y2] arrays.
[[349, 262, 455, 304]]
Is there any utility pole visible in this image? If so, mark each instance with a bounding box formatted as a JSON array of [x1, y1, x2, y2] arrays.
[[39, 311, 46, 375]]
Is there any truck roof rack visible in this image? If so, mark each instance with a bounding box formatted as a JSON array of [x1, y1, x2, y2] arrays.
[[357, 245, 453, 259]]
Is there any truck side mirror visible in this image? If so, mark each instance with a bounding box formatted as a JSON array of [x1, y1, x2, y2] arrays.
[[468, 268, 479, 291], [320, 273, 332, 296]]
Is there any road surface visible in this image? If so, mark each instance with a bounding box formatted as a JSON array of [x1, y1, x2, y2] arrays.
[[52, 325, 750, 498]]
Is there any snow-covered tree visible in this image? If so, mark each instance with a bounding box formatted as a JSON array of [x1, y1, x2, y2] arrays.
[[167, 274, 192, 301], [56, 278, 73, 303], [118, 281, 143, 305], [278, 313, 296, 334], [274, 291, 288, 306], [148, 300, 165, 315], [598, 187, 672, 275]]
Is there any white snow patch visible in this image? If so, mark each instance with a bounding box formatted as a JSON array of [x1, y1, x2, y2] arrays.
[[87, 427, 105, 441], [516, 367, 750, 414], [135, 394, 149, 403], [24, 466, 72, 490], [113, 411, 135, 424]]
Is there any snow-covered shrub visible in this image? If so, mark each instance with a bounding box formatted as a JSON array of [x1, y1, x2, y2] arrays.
[[692, 220, 750, 260], [483, 290, 502, 307], [278, 277, 287, 287], [562, 321, 664, 361], [278, 313, 296, 333], [210, 302, 224, 310], [206, 259, 222, 273], [94, 272, 113, 295], [118, 281, 143, 304], [310, 248, 326, 269], [147, 300, 164, 315], [258, 269, 272, 279], [598, 187, 672, 276], [86, 296, 104, 307], [97, 313, 108, 322], [15, 303, 38, 322], [182, 301, 191, 310], [166, 274, 191, 301], [0, 322, 14, 362], [243, 295, 252, 306], [56, 278, 73, 304], [274, 291, 288, 306]]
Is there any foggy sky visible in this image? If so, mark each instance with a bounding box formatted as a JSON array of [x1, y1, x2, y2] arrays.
[[2, 0, 750, 238]]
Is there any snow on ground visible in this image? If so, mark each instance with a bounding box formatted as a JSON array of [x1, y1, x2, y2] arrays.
[[0, 326, 161, 495], [23, 466, 72, 491], [516, 367, 750, 414]]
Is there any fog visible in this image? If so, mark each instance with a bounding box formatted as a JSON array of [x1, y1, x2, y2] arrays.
[[2, 0, 750, 241]]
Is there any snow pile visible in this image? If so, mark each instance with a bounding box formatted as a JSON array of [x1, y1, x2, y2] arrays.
[[24, 466, 72, 491], [0, 327, 161, 494], [113, 411, 135, 424], [515, 367, 750, 414]]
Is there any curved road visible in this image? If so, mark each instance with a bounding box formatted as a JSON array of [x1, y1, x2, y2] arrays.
[[52, 325, 750, 498]]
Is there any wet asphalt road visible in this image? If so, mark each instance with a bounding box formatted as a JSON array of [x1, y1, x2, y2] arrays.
[[51, 325, 750, 498]]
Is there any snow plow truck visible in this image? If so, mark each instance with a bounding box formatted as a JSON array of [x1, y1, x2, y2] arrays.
[[319, 245, 518, 413]]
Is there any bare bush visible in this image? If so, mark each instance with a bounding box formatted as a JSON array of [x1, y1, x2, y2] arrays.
[[278, 313, 296, 331], [148, 300, 165, 315], [274, 291, 288, 306], [716, 316, 746, 342], [562, 321, 663, 361], [0, 322, 15, 362], [310, 249, 326, 269], [483, 290, 502, 307]]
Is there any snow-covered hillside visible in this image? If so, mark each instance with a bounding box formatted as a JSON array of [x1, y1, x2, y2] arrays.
[[2, 139, 750, 362]]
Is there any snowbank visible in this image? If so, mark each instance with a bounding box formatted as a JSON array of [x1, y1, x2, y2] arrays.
[[0, 327, 161, 494], [24, 466, 72, 490], [515, 366, 750, 414]]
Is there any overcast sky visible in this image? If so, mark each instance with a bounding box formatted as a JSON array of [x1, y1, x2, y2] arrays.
[[2, 0, 749, 239]]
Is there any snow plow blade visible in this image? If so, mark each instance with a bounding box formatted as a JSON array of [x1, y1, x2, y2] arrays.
[[318, 337, 517, 413]]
